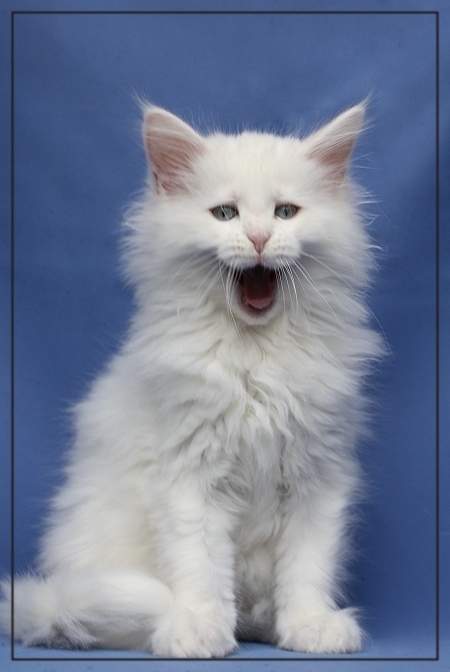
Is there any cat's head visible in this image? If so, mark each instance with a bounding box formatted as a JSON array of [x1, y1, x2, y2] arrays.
[[137, 103, 369, 326]]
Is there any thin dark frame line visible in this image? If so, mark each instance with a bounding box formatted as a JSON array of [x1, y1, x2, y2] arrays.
[[11, 10, 436, 14], [9, 8, 440, 664], [11, 656, 439, 663], [10, 8, 15, 663], [435, 9, 440, 664]]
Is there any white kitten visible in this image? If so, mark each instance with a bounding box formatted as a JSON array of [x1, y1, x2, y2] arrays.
[[2, 103, 383, 657]]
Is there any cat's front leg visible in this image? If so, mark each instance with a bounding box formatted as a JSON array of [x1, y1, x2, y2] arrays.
[[273, 478, 364, 654], [148, 471, 237, 658]]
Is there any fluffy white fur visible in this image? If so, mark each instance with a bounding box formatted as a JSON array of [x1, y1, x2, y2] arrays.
[[1, 103, 383, 657]]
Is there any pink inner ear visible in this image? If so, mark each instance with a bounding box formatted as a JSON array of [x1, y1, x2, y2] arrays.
[[309, 137, 356, 182], [152, 135, 196, 175], [305, 105, 365, 183], [144, 111, 205, 194]]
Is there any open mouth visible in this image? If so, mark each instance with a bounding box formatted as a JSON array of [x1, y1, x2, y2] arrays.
[[237, 265, 277, 315]]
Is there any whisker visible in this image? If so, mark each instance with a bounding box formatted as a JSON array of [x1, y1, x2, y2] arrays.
[[278, 261, 295, 318], [219, 262, 243, 344], [275, 267, 287, 314], [171, 250, 214, 281], [301, 252, 392, 357], [193, 265, 221, 309], [165, 250, 221, 316], [170, 255, 217, 288], [291, 260, 343, 328], [282, 258, 301, 322], [301, 250, 358, 287], [168, 259, 218, 302], [281, 265, 294, 307], [293, 268, 312, 316]]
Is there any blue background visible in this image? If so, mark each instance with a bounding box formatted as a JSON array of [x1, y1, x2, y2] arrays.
[[1, 0, 449, 670]]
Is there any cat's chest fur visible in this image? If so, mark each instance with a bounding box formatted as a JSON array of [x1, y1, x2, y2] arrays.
[[170, 316, 337, 484], [198, 329, 313, 544]]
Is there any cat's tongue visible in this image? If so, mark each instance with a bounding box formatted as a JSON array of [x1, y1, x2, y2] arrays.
[[242, 266, 274, 311]]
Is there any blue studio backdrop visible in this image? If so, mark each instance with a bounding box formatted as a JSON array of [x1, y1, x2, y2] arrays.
[[2, 1, 449, 671]]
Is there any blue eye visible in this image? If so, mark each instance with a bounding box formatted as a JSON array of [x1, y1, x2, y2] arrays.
[[211, 205, 238, 221], [275, 204, 299, 219]]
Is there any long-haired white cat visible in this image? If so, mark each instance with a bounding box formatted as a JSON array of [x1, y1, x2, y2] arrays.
[[2, 102, 383, 657]]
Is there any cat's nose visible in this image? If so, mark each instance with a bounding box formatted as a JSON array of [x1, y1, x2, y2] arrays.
[[247, 233, 270, 254]]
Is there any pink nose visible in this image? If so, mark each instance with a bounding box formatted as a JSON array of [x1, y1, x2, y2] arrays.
[[248, 233, 270, 254]]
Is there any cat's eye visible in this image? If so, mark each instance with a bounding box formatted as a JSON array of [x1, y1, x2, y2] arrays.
[[210, 205, 239, 221], [274, 204, 299, 220]]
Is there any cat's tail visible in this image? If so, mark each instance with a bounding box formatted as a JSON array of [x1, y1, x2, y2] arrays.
[[0, 570, 175, 651]]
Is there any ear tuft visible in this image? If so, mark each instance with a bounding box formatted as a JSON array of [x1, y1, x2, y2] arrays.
[[143, 106, 206, 194], [304, 103, 366, 183]]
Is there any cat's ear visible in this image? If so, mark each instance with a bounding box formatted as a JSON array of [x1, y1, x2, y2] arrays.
[[143, 106, 206, 194], [304, 103, 366, 183]]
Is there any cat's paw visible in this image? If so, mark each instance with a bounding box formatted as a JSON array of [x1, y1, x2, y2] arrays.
[[277, 607, 364, 654], [149, 603, 237, 658]]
